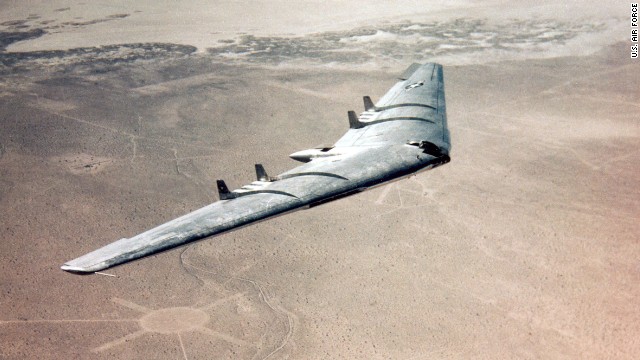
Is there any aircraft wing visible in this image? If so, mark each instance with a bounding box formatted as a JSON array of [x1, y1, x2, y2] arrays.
[[61, 63, 451, 274]]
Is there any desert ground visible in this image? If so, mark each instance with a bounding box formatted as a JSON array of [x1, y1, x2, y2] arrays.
[[1, 1, 638, 359]]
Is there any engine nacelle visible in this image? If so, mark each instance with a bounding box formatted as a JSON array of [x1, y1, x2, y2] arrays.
[[289, 147, 335, 163]]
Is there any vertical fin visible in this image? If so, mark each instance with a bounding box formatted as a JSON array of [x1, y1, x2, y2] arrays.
[[255, 164, 271, 182], [348, 111, 364, 129], [216, 180, 235, 200], [363, 96, 375, 111]]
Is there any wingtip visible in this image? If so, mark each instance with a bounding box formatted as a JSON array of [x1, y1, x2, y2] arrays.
[[61, 264, 94, 274]]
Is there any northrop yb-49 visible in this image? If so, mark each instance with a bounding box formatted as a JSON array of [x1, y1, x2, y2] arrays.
[[62, 62, 451, 274]]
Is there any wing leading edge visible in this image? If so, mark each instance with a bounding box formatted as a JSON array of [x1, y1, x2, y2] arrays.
[[61, 63, 451, 274]]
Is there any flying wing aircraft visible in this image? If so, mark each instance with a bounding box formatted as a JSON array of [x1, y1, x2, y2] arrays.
[[61, 62, 451, 274]]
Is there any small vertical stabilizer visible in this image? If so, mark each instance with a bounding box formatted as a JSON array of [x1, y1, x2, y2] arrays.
[[348, 111, 364, 129], [255, 164, 271, 182], [216, 180, 235, 200], [363, 96, 375, 111]]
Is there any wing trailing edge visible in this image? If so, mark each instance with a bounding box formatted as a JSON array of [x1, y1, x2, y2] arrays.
[[398, 63, 421, 80]]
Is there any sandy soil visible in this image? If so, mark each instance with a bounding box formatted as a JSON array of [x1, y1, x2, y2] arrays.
[[1, 0, 628, 55], [1, 1, 638, 359]]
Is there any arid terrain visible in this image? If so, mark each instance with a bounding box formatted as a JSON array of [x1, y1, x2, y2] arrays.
[[1, 1, 638, 359]]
